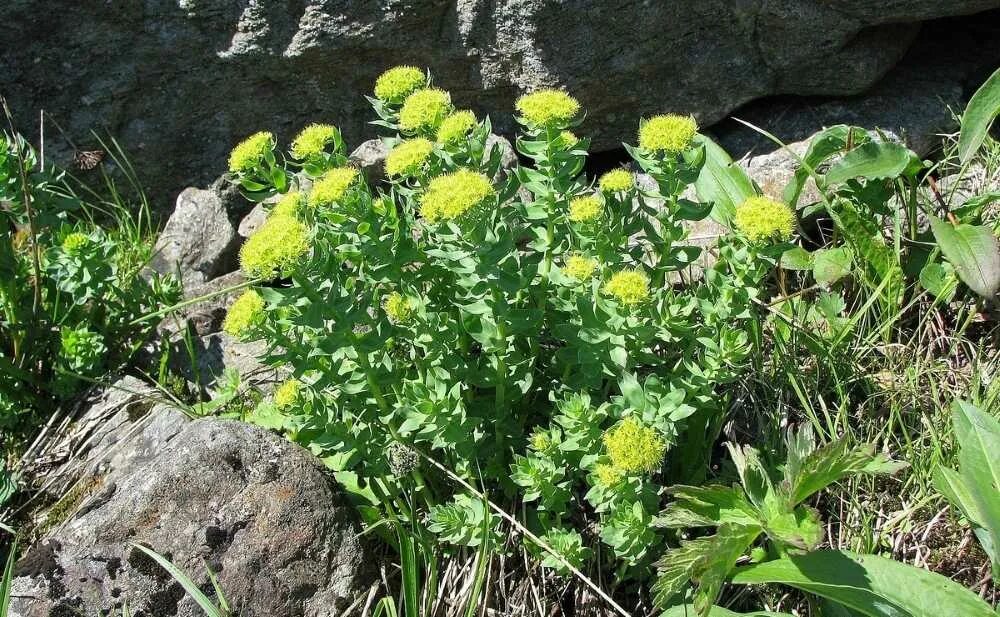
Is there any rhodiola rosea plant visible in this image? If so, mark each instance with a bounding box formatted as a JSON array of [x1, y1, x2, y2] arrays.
[[220, 65, 797, 577]]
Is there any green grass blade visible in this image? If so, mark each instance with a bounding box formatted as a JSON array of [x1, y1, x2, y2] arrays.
[[129, 543, 225, 617], [393, 521, 419, 617], [1, 536, 17, 617]]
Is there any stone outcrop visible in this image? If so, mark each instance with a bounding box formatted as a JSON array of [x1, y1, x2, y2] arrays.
[[10, 418, 370, 617], [3, 1, 1000, 212]]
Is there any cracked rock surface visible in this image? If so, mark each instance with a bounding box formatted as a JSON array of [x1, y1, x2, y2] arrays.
[[3, 1, 999, 212], [10, 419, 370, 617]]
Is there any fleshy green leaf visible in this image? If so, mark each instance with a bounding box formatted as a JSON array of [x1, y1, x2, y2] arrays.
[[958, 67, 1000, 163], [928, 216, 1000, 299], [693, 135, 756, 226], [730, 550, 996, 617], [918, 261, 958, 302]]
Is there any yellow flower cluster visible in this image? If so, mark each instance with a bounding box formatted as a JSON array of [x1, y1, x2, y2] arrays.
[[599, 168, 634, 193], [383, 291, 414, 324], [638, 115, 697, 153], [386, 138, 434, 177], [228, 131, 274, 173], [240, 215, 310, 279], [603, 417, 665, 474], [595, 462, 624, 487], [734, 196, 796, 242], [559, 131, 579, 148], [530, 430, 552, 452], [374, 66, 426, 103], [563, 254, 598, 281], [271, 191, 303, 219], [310, 167, 358, 206], [61, 232, 90, 255], [436, 110, 477, 144], [274, 378, 302, 410], [291, 124, 338, 160], [399, 88, 451, 132], [420, 169, 494, 223], [223, 289, 265, 338], [568, 195, 602, 223], [515, 89, 580, 127], [603, 269, 650, 305]]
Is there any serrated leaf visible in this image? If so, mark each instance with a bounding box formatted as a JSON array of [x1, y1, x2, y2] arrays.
[[824, 142, 918, 185], [692, 524, 764, 616], [658, 485, 759, 529], [787, 437, 906, 506], [653, 535, 717, 608], [730, 550, 996, 617], [662, 606, 792, 617], [958, 67, 1000, 163], [928, 216, 1000, 298]]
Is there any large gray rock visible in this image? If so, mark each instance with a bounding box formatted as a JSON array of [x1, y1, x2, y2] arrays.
[[148, 187, 240, 287], [3, 1, 999, 213], [10, 419, 370, 617]]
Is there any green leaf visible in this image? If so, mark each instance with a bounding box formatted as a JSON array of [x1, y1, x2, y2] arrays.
[[780, 247, 813, 271], [730, 550, 996, 617], [661, 606, 793, 617], [658, 485, 760, 529], [693, 135, 756, 226], [824, 142, 918, 185], [1, 535, 16, 617], [829, 201, 903, 308], [918, 261, 958, 302], [812, 247, 853, 286], [693, 524, 764, 615], [787, 437, 906, 507], [784, 125, 869, 209], [958, 67, 1000, 163], [654, 535, 717, 608], [928, 216, 1000, 298]]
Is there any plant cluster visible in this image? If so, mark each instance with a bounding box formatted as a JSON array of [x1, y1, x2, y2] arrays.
[[223, 67, 796, 578]]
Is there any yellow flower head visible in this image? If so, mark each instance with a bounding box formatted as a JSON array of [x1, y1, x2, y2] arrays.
[[515, 89, 581, 128], [603, 417, 665, 474], [239, 215, 310, 279], [595, 463, 623, 487], [274, 379, 302, 410], [374, 66, 426, 103], [291, 123, 339, 160], [603, 269, 650, 305], [530, 430, 552, 452], [271, 191, 303, 219], [638, 115, 697, 153], [599, 168, 634, 194], [61, 232, 90, 255], [399, 88, 451, 133], [420, 169, 494, 223], [563, 254, 598, 281], [436, 110, 477, 144], [383, 291, 414, 324], [386, 138, 434, 177], [568, 195, 602, 223], [734, 196, 796, 242], [228, 131, 274, 173], [310, 167, 359, 206], [223, 289, 265, 338], [559, 131, 579, 148]]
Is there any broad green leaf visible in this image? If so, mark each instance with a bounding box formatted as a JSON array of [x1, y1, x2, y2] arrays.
[[693, 524, 764, 616], [918, 261, 958, 302], [951, 400, 1000, 579], [933, 466, 984, 526], [725, 443, 774, 510], [824, 142, 918, 185], [693, 135, 756, 226], [654, 535, 717, 608], [812, 247, 853, 286], [928, 216, 1000, 298], [780, 247, 813, 271], [658, 485, 760, 528], [662, 605, 793, 617], [730, 550, 996, 617], [784, 125, 869, 209], [958, 67, 1000, 163]]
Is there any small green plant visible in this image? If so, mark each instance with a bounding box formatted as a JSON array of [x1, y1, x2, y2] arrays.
[[933, 400, 1000, 582], [0, 126, 181, 446], [652, 425, 905, 614], [221, 66, 789, 579]]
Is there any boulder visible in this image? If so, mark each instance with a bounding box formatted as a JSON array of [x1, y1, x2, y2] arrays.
[[158, 270, 248, 339], [10, 419, 371, 617], [349, 139, 391, 186], [5, 2, 999, 212], [147, 187, 240, 287]]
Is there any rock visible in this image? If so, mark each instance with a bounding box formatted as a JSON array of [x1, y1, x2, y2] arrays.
[[742, 141, 824, 207], [159, 270, 248, 339], [5, 2, 999, 213], [238, 203, 268, 239], [486, 133, 519, 171], [10, 419, 370, 617], [349, 139, 390, 185], [176, 333, 281, 398], [148, 187, 240, 288]]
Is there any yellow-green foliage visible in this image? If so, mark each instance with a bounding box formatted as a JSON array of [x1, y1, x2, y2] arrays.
[[419, 169, 494, 223], [239, 216, 310, 279], [228, 131, 274, 173], [374, 66, 426, 103]]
